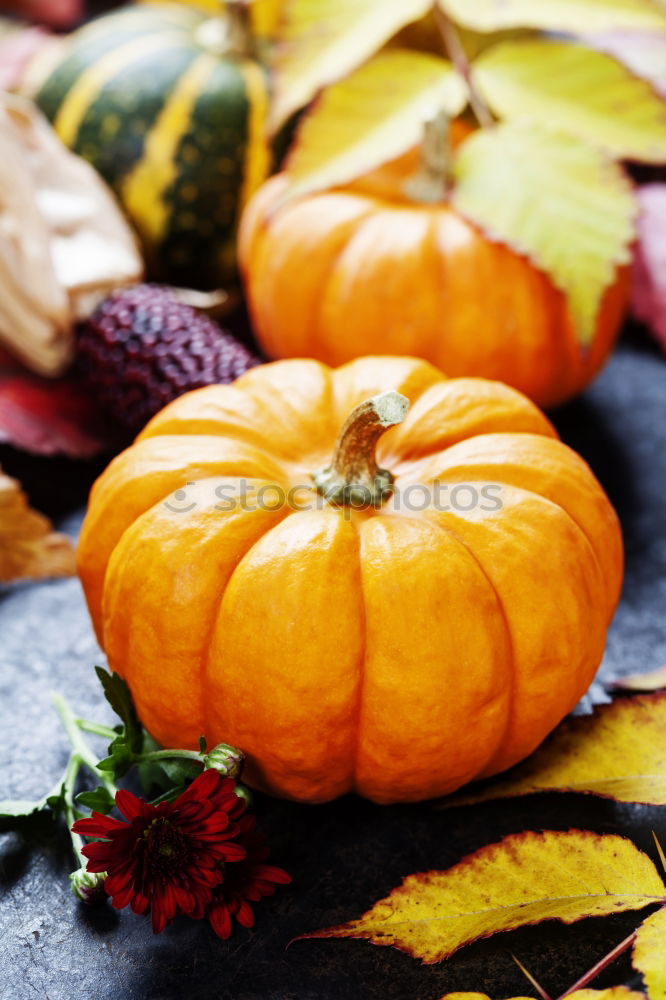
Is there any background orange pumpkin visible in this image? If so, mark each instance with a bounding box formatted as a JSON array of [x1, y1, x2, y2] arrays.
[[77, 356, 623, 803], [238, 162, 629, 410]]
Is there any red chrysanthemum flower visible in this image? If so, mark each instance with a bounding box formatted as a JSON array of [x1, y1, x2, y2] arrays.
[[72, 769, 247, 933], [206, 814, 292, 940]]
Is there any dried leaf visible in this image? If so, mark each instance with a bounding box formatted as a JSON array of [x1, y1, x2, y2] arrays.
[[0, 370, 116, 457], [474, 39, 666, 163], [302, 830, 665, 964], [281, 49, 466, 203], [608, 665, 666, 692], [633, 906, 666, 1000], [443, 694, 666, 807], [437, 0, 666, 34], [632, 184, 666, 352], [437, 991, 646, 1000], [452, 121, 635, 345], [270, 0, 433, 130], [0, 467, 75, 582]]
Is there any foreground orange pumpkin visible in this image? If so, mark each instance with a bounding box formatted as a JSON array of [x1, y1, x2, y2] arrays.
[[78, 356, 623, 803], [239, 161, 629, 409]]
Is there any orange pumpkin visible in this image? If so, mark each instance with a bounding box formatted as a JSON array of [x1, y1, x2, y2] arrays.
[[238, 158, 629, 409], [77, 356, 623, 803]]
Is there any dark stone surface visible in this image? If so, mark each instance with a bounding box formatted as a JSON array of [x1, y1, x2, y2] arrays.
[[1, 339, 665, 1000]]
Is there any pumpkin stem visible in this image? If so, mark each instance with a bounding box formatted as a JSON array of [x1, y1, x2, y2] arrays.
[[404, 109, 451, 204], [313, 391, 409, 507], [195, 0, 254, 59]]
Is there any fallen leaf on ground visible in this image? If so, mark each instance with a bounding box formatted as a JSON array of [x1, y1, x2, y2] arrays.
[[300, 830, 665, 964], [437, 990, 646, 1000], [0, 467, 75, 581], [441, 694, 666, 807], [633, 906, 666, 1000], [608, 666, 666, 692]]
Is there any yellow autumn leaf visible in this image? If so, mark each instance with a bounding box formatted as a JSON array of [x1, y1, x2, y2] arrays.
[[0, 467, 75, 582], [270, 0, 433, 130], [451, 121, 635, 345], [303, 831, 666, 964], [473, 39, 666, 163], [609, 666, 666, 692], [633, 906, 666, 1000], [436, 0, 666, 34], [280, 49, 466, 203], [444, 694, 666, 807], [437, 991, 646, 1000]]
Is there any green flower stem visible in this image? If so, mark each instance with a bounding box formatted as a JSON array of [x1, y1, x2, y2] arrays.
[[51, 693, 117, 795], [61, 752, 87, 867], [75, 719, 118, 742], [136, 748, 203, 764], [52, 693, 120, 869]]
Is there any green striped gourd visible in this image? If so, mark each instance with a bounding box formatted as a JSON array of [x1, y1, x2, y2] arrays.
[[35, 2, 269, 289]]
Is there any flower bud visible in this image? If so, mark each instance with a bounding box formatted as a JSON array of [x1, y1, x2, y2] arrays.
[[70, 867, 108, 905], [203, 743, 245, 779], [233, 784, 253, 809]]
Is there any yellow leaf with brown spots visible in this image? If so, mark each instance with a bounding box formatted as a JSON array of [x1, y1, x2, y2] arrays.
[[437, 991, 646, 1000], [633, 906, 666, 1000], [443, 694, 666, 807], [301, 830, 665, 963]]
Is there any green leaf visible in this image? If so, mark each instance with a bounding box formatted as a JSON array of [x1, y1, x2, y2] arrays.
[[452, 121, 636, 345], [94, 666, 142, 754], [0, 787, 62, 830], [270, 0, 433, 130], [282, 49, 466, 204], [199, 735, 207, 754], [436, 0, 666, 34], [474, 39, 666, 163], [76, 786, 116, 815], [0, 799, 47, 819]]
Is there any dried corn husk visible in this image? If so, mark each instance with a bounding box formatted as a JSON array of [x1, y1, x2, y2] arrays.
[[0, 93, 143, 376]]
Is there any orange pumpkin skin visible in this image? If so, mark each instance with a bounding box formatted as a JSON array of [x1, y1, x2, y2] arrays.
[[77, 356, 623, 804], [238, 171, 629, 410]]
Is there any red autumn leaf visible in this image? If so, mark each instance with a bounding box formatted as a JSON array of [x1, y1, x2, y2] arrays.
[[0, 366, 120, 458], [632, 184, 666, 352]]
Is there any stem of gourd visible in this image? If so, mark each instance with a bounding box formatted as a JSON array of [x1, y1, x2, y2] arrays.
[[312, 391, 409, 507], [434, 6, 493, 129], [404, 109, 451, 204], [196, 0, 254, 59]]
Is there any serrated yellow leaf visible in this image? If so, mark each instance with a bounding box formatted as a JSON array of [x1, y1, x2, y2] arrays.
[[444, 694, 666, 807], [270, 0, 433, 130], [474, 39, 666, 163], [587, 30, 666, 98], [451, 121, 635, 345], [436, 0, 666, 34], [281, 49, 466, 203], [303, 831, 666, 964], [437, 991, 646, 1000], [633, 907, 666, 1000]]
